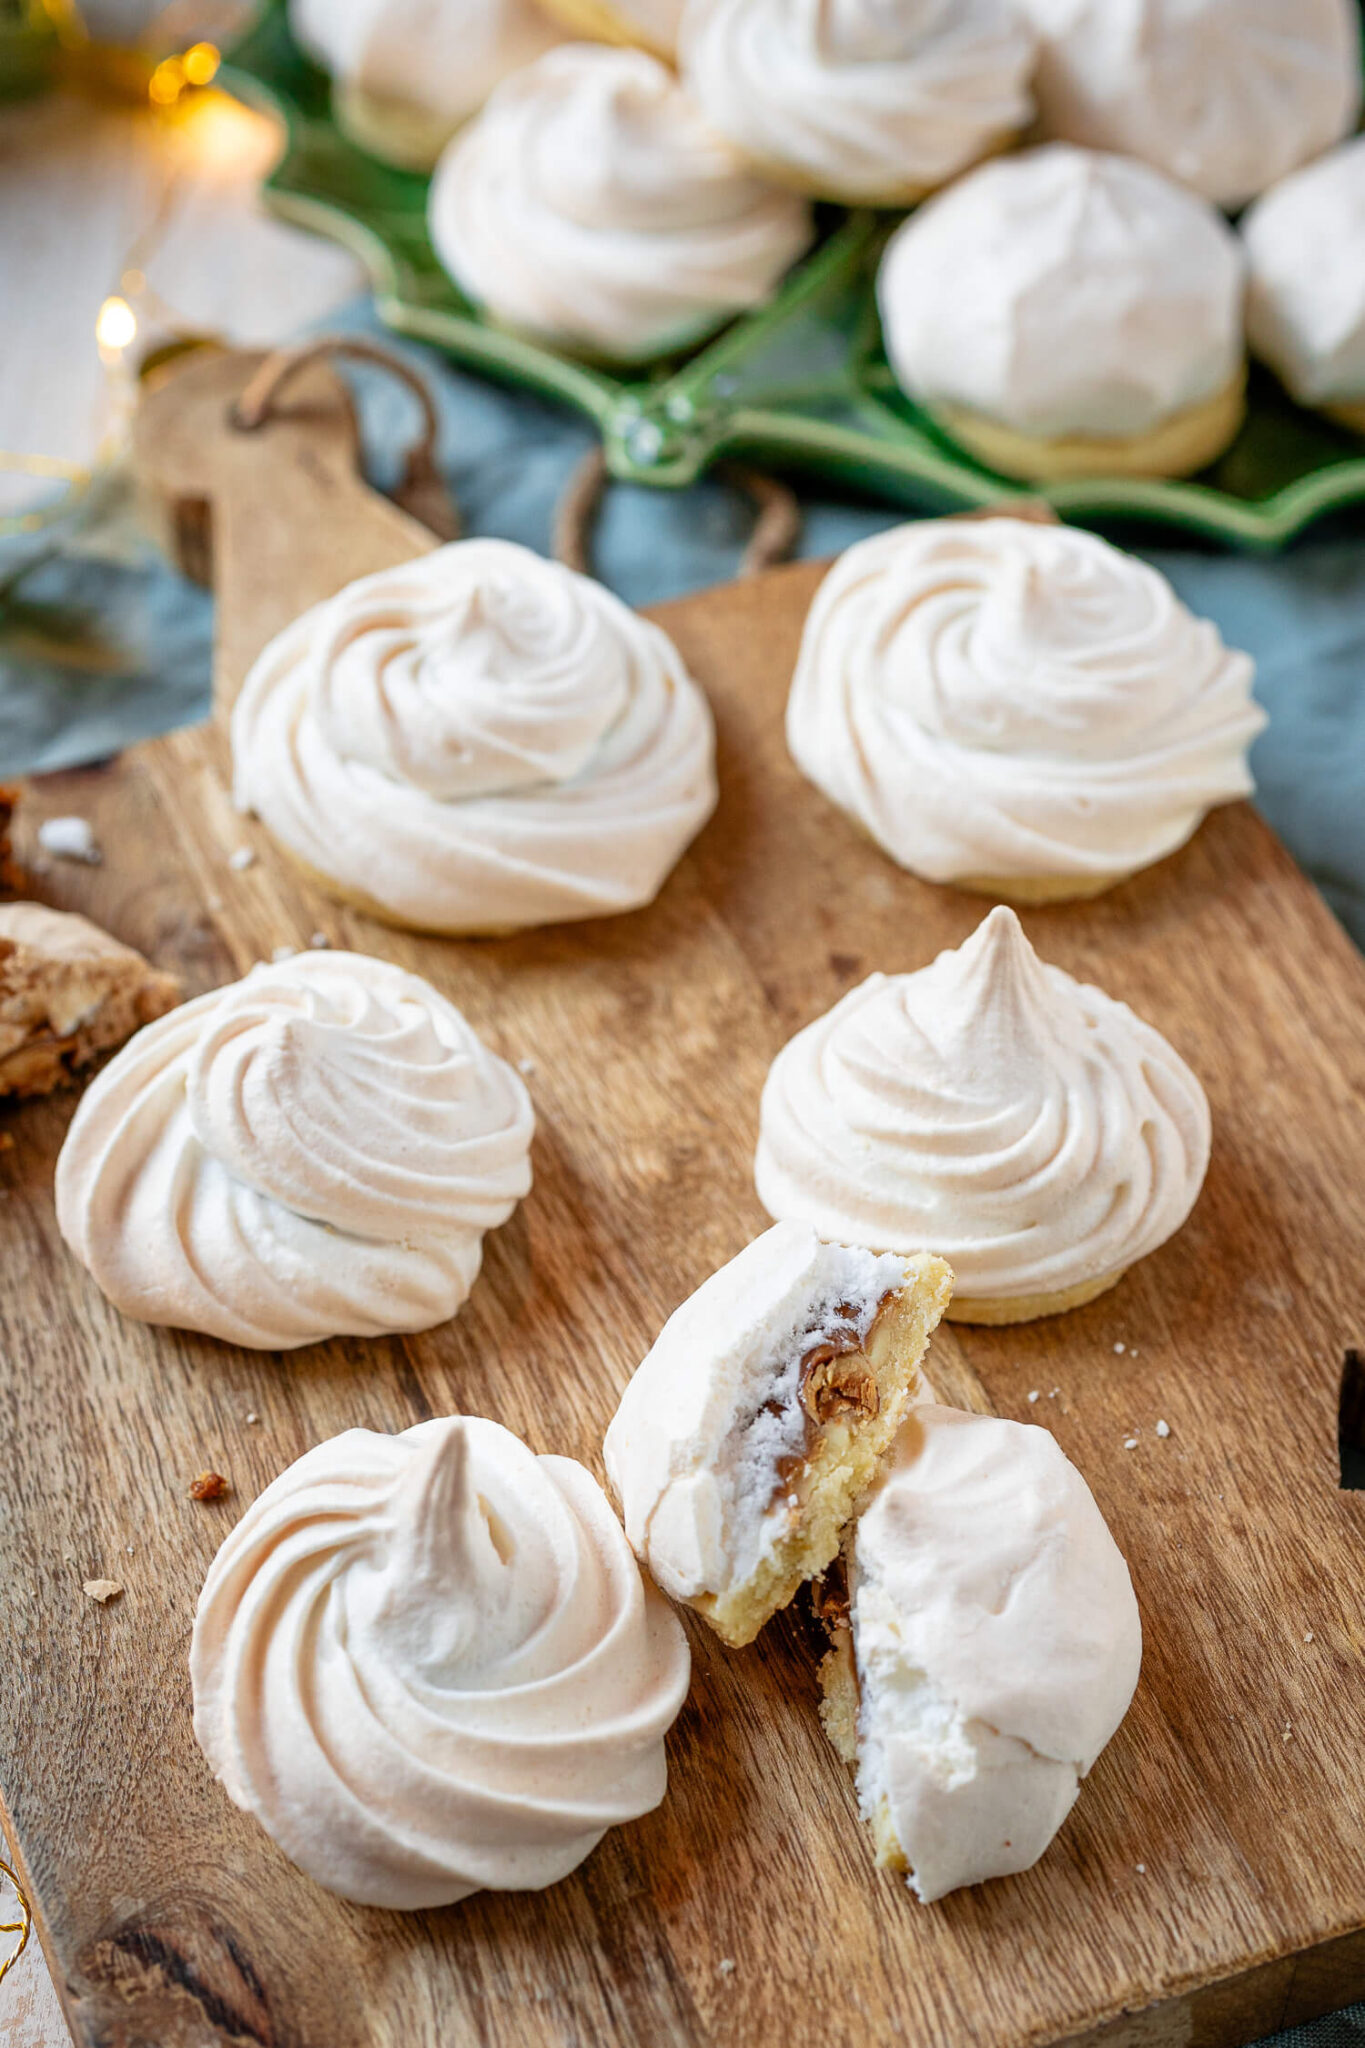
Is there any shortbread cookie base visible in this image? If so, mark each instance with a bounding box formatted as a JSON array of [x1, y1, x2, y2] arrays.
[[536, 0, 675, 58], [694, 1252, 954, 1649], [333, 81, 457, 172], [931, 374, 1246, 483], [945, 1266, 1126, 1327], [267, 842, 527, 940], [952, 869, 1130, 905], [819, 1621, 907, 1872], [1325, 397, 1365, 436]]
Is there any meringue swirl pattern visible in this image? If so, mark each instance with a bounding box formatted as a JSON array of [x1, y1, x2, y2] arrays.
[[231, 540, 718, 934], [787, 517, 1265, 898], [679, 0, 1036, 205], [755, 907, 1210, 1320], [55, 952, 534, 1349], [1019, 0, 1363, 211], [191, 1417, 691, 1907], [428, 44, 814, 362]]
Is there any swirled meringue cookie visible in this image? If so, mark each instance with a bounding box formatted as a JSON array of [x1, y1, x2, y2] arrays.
[[1244, 138, 1365, 435], [428, 46, 814, 363], [679, 0, 1036, 206], [819, 1406, 1141, 1902], [231, 540, 717, 933], [191, 1417, 690, 1906], [1018, 0, 1362, 212], [878, 146, 1247, 482], [55, 951, 533, 1349], [536, 0, 684, 59], [787, 516, 1265, 902], [605, 1221, 953, 1648], [754, 907, 1210, 1324], [288, 0, 565, 169]]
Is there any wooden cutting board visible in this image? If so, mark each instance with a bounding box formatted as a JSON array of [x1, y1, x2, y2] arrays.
[[3, 349, 1364, 2048]]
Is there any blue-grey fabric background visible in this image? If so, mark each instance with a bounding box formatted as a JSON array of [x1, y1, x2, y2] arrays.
[[1, 304, 1362, 2048]]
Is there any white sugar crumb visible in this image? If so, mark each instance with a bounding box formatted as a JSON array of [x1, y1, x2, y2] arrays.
[[1123, 1437, 1139, 1450], [1304, 1630, 1314, 1643], [1113, 1341, 1126, 1355], [271, 946, 297, 963], [1049, 1387, 1060, 1399], [83, 1578, 122, 1604], [1027, 1389, 1039, 1403], [228, 846, 257, 871], [517, 1056, 537, 1077], [246, 1411, 260, 1424], [309, 932, 330, 949], [1282, 1722, 1293, 1742], [1155, 1419, 1171, 1438], [39, 815, 101, 864], [718, 1959, 736, 1978], [1135, 1862, 1146, 1875]]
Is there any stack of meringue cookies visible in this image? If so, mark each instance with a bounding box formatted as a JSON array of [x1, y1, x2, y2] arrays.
[[287, 0, 1365, 470], [47, 0, 1307, 1926]]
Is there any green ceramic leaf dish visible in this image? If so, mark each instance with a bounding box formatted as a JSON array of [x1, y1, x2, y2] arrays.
[[224, 0, 1365, 551]]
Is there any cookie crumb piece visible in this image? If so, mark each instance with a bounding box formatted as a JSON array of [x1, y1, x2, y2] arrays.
[[517, 1056, 537, 1077], [1135, 1862, 1146, 1875], [83, 1578, 122, 1604], [1027, 1389, 1039, 1403], [718, 1959, 736, 1978], [1113, 1341, 1126, 1356], [309, 932, 330, 949], [189, 1471, 230, 1502], [1123, 1437, 1139, 1450], [228, 846, 256, 871], [1155, 1419, 1171, 1438], [245, 1411, 260, 1425], [1304, 1630, 1314, 1643], [39, 816, 101, 865]]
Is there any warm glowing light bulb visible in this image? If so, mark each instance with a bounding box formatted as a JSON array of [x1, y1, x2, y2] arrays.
[[182, 42, 221, 86], [96, 296, 138, 353], [148, 56, 184, 104]]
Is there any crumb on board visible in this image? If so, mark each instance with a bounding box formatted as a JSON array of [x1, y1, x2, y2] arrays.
[[1123, 1436, 1139, 1450], [517, 1057, 537, 1077], [228, 846, 256, 871], [83, 1579, 122, 1604], [1027, 1389, 1039, 1403], [1135, 1862, 1146, 1875], [38, 816, 101, 865], [718, 1959, 736, 1978], [309, 932, 330, 949], [246, 1411, 260, 1425], [1155, 1419, 1171, 1438], [188, 1471, 230, 1501], [1113, 1341, 1126, 1356], [1304, 1630, 1314, 1643]]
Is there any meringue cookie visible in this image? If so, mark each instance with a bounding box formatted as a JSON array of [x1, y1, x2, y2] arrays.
[[754, 906, 1210, 1322], [536, 0, 684, 58], [1018, 0, 1362, 212], [1244, 137, 1365, 431], [787, 516, 1265, 901], [428, 45, 814, 363], [55, 951, 533, 1349], [605, 1220, 953, 1646], [191, 1417, 690, 1907], [231, 539, 717, 934], [289, 0, 565, 169], [679, 0, 1036, 205], [820, 1405, 1141, 1903], [878, 145, 1247, 481]]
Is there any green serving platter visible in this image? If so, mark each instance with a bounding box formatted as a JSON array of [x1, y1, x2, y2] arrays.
[[224, 0, 1365, 550]]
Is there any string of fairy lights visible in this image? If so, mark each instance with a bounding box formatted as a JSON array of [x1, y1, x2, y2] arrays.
[[1, 0, 255, 538]]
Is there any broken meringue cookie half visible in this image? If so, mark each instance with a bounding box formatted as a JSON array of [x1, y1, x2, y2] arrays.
[[603, 1220, 954, 1649], [817, 1405, 1142, 1904]]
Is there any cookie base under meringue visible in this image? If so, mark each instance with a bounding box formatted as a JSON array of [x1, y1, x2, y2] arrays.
[[696, 1254, 953, 1649], [537, 0, 675, 58], [930, 375, 1247, 483], [953, 869, 1131, 905], [268, 844, 526, 940], [1325, 397, 1365, 436], [945, 1266, 1125, 1327], [332, 81, 460, 172]]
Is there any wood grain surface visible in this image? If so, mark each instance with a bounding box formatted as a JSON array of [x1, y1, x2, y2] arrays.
[[2, 351, 1364, 2048]]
